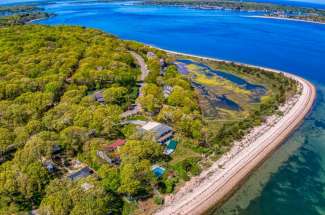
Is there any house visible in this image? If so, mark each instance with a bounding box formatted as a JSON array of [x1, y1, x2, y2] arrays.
[[44, 160, 56, 173], [140, 121, 174, 144], [163, 139, 178, 155], [163, 85, 173, 98], [147, 52, 156, 58], [68, 166, 93, 181], [102, 139, 126, 152], [95, 91, 105, 104], [152, 165, 166, 178]]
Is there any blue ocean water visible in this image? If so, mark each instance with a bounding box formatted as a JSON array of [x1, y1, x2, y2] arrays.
[[34, 2, 325, 81], [3, 1, 325, 214]]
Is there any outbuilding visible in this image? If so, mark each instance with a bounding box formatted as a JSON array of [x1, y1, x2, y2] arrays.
[[152, 165, 166, 178]]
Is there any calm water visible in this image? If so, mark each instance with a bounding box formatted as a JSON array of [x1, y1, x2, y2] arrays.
[[4, 1, 325, 214]]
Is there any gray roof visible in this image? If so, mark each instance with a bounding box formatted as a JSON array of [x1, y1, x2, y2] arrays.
[[151, 124, 172, 137], [68, 167, 93, 181], [140, 123, 173, 139], [95, 91, 105, 103]]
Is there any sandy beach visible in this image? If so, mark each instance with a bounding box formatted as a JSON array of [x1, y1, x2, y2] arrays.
[[153, 50, 316, 215], [247, 15, 325, 25]]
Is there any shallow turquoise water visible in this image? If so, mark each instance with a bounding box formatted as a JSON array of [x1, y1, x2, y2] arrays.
[[215, 87, 325, 214], [3, 1, 325, 214]]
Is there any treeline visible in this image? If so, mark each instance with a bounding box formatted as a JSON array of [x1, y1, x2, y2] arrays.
[[0, 5, 39, 14], [143, 0, 325, 17]]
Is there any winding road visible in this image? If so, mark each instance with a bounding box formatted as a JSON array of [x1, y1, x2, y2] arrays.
[[121, 51, 149, 118]]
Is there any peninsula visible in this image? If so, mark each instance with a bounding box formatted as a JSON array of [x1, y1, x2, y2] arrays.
[[0, 11, 316, 215], [154, 51, 316, 214], [0, 5, 53, 26]]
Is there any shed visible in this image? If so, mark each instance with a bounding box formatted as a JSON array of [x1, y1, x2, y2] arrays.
[[152, 165, 166, 178]]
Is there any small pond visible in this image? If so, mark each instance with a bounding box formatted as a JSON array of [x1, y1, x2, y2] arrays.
[[176, 59, 266, 100]]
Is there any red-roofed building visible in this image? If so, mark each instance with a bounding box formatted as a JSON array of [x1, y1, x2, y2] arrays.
[[102, 139, 126, 151]]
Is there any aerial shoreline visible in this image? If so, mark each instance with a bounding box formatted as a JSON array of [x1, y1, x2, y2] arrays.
[[0, 2, 323, 213], [152, 48, 316, 215], [247, 15, 325, 25]]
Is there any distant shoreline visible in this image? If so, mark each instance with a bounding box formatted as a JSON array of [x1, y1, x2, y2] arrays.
[[247, 15, 325, 25], [28, 13, 56, 24], [153, 48, 316, 215]]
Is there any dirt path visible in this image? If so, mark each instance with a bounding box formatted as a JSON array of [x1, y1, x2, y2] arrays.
[[130, 51, 149, 82], [121, 51, 149, 118]]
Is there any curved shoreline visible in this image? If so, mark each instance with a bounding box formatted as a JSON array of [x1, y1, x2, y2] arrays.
[[154, 49, 316, 215]]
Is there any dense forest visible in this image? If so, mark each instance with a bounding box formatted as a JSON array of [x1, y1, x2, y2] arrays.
[[0, 25, 203, 214], [0, 23, 297, 214]]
